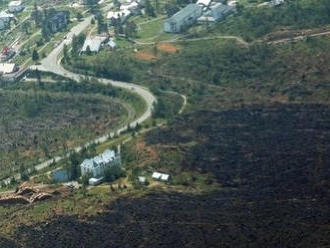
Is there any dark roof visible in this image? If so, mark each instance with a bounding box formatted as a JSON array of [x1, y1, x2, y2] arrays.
[[49, 11, 69, 22]]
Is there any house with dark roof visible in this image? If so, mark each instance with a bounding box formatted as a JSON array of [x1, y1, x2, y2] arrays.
[[164, 4, 203, 33], [48, 11, 70, 33]]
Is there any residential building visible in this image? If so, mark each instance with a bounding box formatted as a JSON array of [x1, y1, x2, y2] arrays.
[[197, 3, 235, 24], [107, 9, 131, 24], [0, 11, 14, 29], [0, 63, 18, 75], [8, 1, 24, 13], [269, 0, 284, 7], [80, 149, 121, 178], [164, 4, 203, 33], [81, 36, 108, 53], [196, 0, 212, 7], [138, 176, 146, 183], [48, 11, 70, 33], [152, 172, 170, 182], [120, 1, 140, 15]]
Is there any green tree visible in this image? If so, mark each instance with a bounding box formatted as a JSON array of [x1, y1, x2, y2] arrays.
[[19, 165, 29, 181], [31, 2, 41, 26], [97, 14, 107, 34], [22, 21, 31, 34], [76, 12, 83, 21], [85, 45, 92, 55], [145, 0, 156, 17], [32, 49, 39, 61], [104, 165, 124, 182], [125, 21, 137, 38], [81, 173, 91, 186], [63, 44, 70, 64], [66, 152, 81, 180]]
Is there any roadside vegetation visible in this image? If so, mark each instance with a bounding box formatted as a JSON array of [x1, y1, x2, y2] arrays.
[[0, 74, 145, 181]]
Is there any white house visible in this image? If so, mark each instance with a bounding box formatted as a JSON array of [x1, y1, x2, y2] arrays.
[[0, 11, 14, 30], [197, 3, 235, 24], [164, 4, 203, 33], [152, 172, 170, 182], [0, 63, 18, 75], [120, 1, 140, 15], [80, 149, 121, 178], [269, 0, 284, 7], [0, 11, 14, 22], [8, 1, 24, 13], [81, 36, 108, 53], [107, 9, 131, 23], [196, 0, 212, 7]]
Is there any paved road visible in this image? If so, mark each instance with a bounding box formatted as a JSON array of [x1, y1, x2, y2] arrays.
[[1, 16, 156, 186]]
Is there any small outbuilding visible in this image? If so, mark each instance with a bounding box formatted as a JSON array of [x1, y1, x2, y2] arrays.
[[89, 177, 104, 186], [152, 172, 170, 182], [138, 176, 146, 183]]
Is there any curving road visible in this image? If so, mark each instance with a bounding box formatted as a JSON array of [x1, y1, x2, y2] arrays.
[[1, 16, 156, 186]]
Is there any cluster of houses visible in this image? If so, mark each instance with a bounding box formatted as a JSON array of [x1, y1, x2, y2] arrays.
[[107, 0, 143, 25], [0, 1, 24, 30], [164, 0, 235, 33]]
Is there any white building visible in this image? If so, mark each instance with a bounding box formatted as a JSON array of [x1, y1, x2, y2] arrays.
[[81, 36, 108, 53], [8, 1, 24, 13], [0, 11, 14, 30], [138, 176, 146, 183], [89, 177, 103, 186], [196, 0, 212, 7], [164, 4, 203, 33], [197, 3, 235, 24], [152, 172, 170, 182], [120, 1, 140, 15], [80, 149, 121, 178], [107, 9, 131, 23], [0, 11, 14, 22], [0, 63, 18, 75], [269, 0, 284, 7]]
